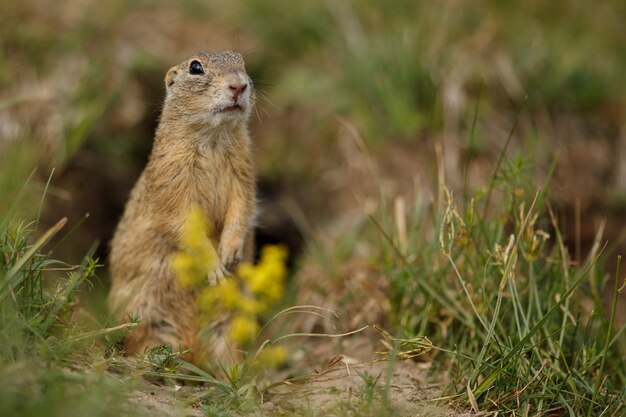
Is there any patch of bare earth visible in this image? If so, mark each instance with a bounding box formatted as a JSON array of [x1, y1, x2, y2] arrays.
[[131, 335, 469, 416], [266, 358, 468, 416], [133, 386, 205, 417]]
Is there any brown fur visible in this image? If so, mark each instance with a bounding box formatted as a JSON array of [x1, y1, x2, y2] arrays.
[[108, 51, 256, 360]]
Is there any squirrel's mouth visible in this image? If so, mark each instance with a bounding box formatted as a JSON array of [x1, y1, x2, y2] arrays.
[[220, 104, 244, 113]]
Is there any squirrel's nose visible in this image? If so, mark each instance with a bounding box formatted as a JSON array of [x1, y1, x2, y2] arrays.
[[229, 81, 248, 98]]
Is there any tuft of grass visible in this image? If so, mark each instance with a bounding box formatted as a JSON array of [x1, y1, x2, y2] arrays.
[[371, 149, 626, 414], [0, 216, 141, 416]]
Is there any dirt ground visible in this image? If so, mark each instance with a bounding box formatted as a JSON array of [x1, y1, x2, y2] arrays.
[[266, 360, 464, 416], [133, 359, 467, 417], [132, 335, 471, 417]]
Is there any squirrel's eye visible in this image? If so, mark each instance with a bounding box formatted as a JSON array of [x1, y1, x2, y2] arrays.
[[189, 61, 204, 75]]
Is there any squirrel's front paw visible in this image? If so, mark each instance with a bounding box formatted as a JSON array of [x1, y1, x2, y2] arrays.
[[207, 262, 228, 286], [219, 243, 244, 273]]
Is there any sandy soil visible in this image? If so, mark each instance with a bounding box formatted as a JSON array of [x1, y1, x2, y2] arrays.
[[132, 341, 472, 417], [266, 360, 468, 416]]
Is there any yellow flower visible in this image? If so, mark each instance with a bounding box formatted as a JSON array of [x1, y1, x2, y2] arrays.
[[238, 244, 288, 310], [171, 252, 196, 288], [229, 314, 260, 345], [196, 286, 219, 317], [172, 215, 289, 354], [255, 346, 287, 367], [213, 279, 240, 310], [171, 205, 218, 289]]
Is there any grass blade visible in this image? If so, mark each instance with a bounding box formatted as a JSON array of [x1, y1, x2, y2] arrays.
[[0, 217, 67, 301]]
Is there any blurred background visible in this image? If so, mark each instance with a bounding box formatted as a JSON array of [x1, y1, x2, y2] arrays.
[[1, 0, 625, 314]]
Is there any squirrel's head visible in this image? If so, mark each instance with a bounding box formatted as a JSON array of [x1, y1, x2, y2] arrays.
[[163, 51, 254, 128]]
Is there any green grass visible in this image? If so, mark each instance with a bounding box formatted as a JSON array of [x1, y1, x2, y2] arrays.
[[368, 153, 626, 414], [0, 199, 143, 416], [241, 0, 626, 144]]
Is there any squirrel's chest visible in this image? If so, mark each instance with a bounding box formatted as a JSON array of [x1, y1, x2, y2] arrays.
[[192, 154, 236, 222]]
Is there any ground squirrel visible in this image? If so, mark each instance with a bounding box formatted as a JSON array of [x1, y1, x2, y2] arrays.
[[108, 51, 257, 359]]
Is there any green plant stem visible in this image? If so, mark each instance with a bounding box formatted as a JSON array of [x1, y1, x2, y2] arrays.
[[587, 255, 621, 417], [474, 249, 603, 397]]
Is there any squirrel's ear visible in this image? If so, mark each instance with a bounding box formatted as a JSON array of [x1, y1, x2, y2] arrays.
[[165, 67, 178, 89]]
